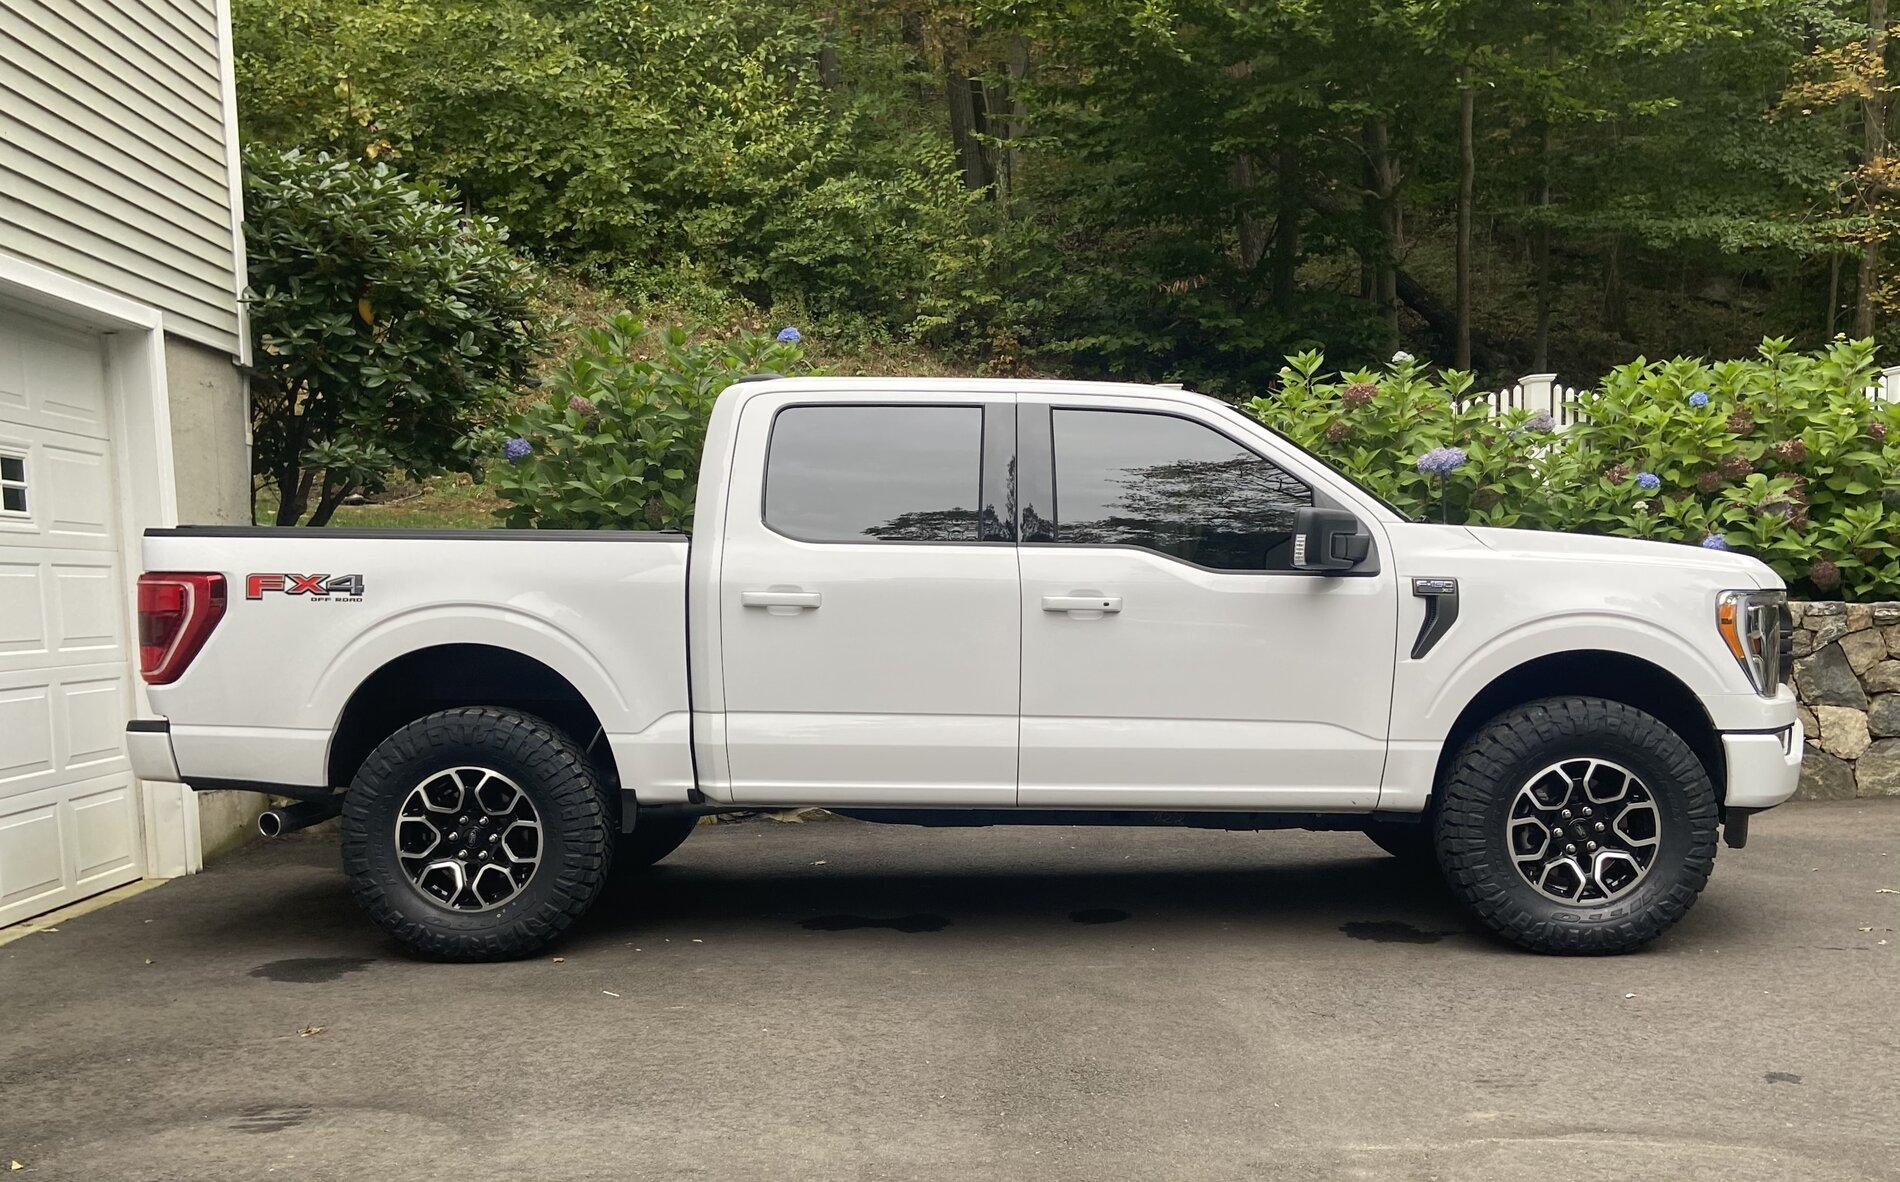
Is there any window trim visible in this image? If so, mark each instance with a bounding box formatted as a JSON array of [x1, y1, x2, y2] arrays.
[[0, 448, 26, 519], [1021, 402, 1381, 577], [759, 400, 1014, 547]]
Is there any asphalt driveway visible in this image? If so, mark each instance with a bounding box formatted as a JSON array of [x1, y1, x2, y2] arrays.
[[2, 802, 1897, 1180]]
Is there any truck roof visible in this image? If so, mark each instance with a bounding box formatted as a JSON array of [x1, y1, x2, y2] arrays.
[[730, 375, 1216, 403]]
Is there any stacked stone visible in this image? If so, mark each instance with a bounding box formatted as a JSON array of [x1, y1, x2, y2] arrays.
[[1790, 601, 1900, 799]]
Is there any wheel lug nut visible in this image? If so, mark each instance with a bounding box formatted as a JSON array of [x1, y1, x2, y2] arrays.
[[1561, 809, 1573, 819], [1588, 841, 1599, 850], [1582, 807, 1593, 817], [1565, 843, 1577, 853], [1594, 822, 1605, 832]]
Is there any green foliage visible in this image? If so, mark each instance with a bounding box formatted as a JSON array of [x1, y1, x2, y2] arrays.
[[234, 0, 983, 342], [243, 145, 544, 526], [1249, 339, 1900, 600], [492, 319, 807, 530]]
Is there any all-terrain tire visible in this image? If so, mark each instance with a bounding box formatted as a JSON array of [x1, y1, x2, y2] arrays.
[[340, 707, 614, 961], [1434, 696, 1718, 955], [617, 811, 699, 871]]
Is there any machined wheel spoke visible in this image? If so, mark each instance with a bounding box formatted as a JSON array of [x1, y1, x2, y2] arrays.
[[1507, 757, 1659, 905], [395, 766, 541, 913]]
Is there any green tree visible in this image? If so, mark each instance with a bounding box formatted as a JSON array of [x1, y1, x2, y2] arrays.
[[244, 147, 545, 525]]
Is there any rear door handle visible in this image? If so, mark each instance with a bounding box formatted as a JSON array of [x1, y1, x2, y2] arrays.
[[741, 589, 822, 612], [1042, 595, 1122, 616]]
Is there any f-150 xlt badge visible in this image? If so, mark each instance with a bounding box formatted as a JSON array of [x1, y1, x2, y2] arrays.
[[246, 573, 365, 601]]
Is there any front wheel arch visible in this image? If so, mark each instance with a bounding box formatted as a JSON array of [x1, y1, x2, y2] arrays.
[[1430, 650, 1725, 810]]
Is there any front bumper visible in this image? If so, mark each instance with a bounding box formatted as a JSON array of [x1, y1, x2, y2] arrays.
[[1722, 718, 1804, 810]]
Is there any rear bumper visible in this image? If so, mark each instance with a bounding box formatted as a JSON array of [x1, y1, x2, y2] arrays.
[[125, 719, 181, 782], [1722, 719, 1804, 810]]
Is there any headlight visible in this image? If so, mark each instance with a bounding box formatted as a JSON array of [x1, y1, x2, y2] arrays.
[[1716, 589, 1788, 696]]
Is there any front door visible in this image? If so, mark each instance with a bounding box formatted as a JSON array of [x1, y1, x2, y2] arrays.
[[1016, 397, 1398, 810], [717, 394, 1020, 805]]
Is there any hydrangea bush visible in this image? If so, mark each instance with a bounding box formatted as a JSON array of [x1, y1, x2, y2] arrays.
[[1247, 338, 1900, 601], [492, 318, 807, 530]]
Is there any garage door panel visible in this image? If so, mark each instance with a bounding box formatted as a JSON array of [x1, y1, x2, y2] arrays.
[[52, 560, 121, 652], [17, 319, 107, 438], [60, 675, 130, 771], [0, 560, 48, 656], [0, 684, 56, 786], [0, 326, 24, 418], [43, 443, 114, 540], [0, 801, 65, 915], [70, 777, 139, 884]]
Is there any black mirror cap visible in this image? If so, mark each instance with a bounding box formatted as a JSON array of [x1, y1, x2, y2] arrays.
[[1292, 506, 1370, 572]]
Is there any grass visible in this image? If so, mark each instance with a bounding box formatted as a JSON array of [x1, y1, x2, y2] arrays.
[[254, 475, 507, 529]]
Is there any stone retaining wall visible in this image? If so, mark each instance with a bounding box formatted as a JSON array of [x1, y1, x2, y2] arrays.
[[1790, 600, 1900, 799]]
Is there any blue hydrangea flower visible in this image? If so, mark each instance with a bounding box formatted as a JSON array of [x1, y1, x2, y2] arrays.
[[1635, 471, 1661, 491], [1416, 446, 1467, 476], [1525, 411, 1557, 434], [503, 437, 532, 464], [1700, 534, 1731, 551], [776, 326, 802, 344], [1688, 391, 1710, 407]]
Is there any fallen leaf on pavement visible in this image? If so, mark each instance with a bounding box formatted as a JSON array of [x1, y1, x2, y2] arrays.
[[552, 956, 566, 963], [299, 1025, 325, 1038], [1878, 889, 1898, 895], [602, 990, 620, 998]]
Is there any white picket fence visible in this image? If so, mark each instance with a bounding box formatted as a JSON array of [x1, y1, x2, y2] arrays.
[[1481, 365, 1900, 430]]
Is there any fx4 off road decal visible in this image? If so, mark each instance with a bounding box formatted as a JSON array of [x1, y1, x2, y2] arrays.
[[246, 573, 366, 601]]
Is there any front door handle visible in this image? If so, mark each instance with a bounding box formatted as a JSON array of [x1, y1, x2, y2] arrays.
[[741, 588, 822, 613], [1042, 594, 1122, 616]]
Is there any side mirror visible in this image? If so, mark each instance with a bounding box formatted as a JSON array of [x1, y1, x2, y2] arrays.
[[1292, 506, 1370, 572]]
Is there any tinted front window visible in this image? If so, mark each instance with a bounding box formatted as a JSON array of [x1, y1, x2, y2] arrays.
[[766, 405, 983, 542], [1051, 409, 1312, 570]]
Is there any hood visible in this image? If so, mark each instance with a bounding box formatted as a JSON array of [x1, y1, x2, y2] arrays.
[[1461, 526, 1783, 589]]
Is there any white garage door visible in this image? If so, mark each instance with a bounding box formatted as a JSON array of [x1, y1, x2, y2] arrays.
[[0, 310, 144, 926]]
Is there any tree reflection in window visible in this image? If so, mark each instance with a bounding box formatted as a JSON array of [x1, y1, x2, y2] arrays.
[[1052, 410, 1312, 570], [765, 405, 983, 542]]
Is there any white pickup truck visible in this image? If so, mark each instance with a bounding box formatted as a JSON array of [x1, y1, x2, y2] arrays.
[[127, 377, 1803, 959]]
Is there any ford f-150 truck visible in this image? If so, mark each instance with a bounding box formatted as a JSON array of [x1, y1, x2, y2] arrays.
[[126, 377, 1803, 959]]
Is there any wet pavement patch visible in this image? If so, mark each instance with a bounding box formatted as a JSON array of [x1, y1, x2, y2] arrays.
[[1339, 920, 1460, 944], [1764, 1071, 1802, 1085], [1069, 908, 1131, 924], [799, 913, 950, 933], [250, 956, 373, 983]]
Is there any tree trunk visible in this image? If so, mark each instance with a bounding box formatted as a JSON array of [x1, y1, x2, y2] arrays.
[[1271, 129, 1300, 311], [1856, 0, 1889, 338], [1231, 154, 1269, 273], [1364, 119, 1402, 332], [1531, 114, 1553, 371], [944, 57, 991, 193], [306, 475, 352, 529], [1604, 235, 1627, 336], [998, 35, 1029, 207], [1828, 251, 1843, 335], [1455, 76, 1475, 370]]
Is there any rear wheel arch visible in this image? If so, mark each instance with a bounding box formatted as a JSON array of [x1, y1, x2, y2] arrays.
[[327, 644, 615, 792], [1431, 650, 1725, 808]]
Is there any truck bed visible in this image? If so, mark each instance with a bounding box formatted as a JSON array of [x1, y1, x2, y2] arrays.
[[140, 527, 696, 800]]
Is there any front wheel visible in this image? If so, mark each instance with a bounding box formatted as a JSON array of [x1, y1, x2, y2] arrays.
[[340, 707, 614, 961], [1434, 696, 1718, 955]]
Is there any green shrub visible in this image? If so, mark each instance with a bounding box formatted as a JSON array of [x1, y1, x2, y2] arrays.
[[492, 318, 808, 530], [244, 146, 544, 526], [1247, 339, 1900, 600]]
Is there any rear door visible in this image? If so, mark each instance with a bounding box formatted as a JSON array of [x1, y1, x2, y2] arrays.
[[1015, 395, 1398, 810], [716, 393, 1019, 805]]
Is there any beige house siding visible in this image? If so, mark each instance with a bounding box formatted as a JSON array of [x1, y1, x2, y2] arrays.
[[0, 0, 246, 357]]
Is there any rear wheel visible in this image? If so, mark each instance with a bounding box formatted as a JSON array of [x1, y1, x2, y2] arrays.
[[340, 707, 613, 961], [1434, 696, 1718, 955]]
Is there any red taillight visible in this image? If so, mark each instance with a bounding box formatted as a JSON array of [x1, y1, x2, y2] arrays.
[[137, 573, 226, 685]]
